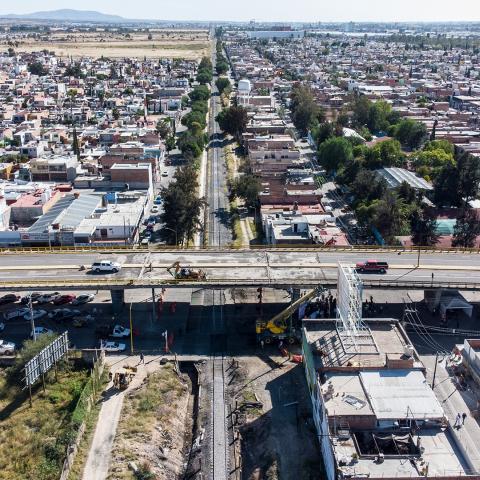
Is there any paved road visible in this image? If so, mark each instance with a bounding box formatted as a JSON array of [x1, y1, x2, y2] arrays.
[[0, 250, 479, 288], [207, 46, 232, 248]]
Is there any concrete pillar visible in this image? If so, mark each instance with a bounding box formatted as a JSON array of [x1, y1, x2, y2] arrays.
[[151, 288, 156, 322], [110, 289, 125, 314]]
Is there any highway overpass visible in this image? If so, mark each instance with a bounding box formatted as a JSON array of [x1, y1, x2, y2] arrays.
[[0, 249, 479, 291]]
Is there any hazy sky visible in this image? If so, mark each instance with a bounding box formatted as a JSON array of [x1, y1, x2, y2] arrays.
[[2, 0, 480, 23]]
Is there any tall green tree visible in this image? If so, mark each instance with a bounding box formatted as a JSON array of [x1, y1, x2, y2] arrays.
[[317, 137, 353, 173], [290, 84, 323, 134], [160, 166, 206, 245], [373, 191, 407, 243], [452, 208, 480, 248], [230, 175, 261, 208], [216, 106, 248, 141], [410, 208, 440, 246]]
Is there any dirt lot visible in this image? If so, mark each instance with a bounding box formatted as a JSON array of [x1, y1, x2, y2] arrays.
[[230, 354, 322, 480], [106, 360, 191, 480], [6, 31, 210, 59]]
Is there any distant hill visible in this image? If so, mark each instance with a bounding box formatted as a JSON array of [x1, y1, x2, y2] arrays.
[[1, 9, 128, 23]]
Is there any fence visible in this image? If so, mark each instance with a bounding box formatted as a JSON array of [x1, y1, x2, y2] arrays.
[[59, 350, 105, 480]]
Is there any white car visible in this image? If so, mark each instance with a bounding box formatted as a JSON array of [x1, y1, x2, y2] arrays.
[[36, 292, 60, 304], [71, 294, 95, 305], [24, 310, 48, 321], [110, 325, 130, 338], [91, 260, 121, 273], [0, 339, 15, 355], [151, 205, 159, 213], [31, 326, 53, 338], [4, 307, 30, 321], [101, 341, 126, 352]]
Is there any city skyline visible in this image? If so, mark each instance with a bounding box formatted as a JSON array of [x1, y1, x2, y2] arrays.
[[2, 0, 480, 23]]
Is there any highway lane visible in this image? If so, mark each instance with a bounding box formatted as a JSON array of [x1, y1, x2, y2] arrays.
[[0, 251, 479, 288]]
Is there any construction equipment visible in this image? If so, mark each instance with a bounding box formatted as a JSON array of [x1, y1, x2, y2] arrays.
[[167, 261, 207, 280], [111, 365, 137, 390], [256, 286, 326, 345]]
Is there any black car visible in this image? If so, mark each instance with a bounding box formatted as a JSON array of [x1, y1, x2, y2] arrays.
[[20, 293, 43, 305], [48, 308, 81, 322], [0, 294, 19, 305]]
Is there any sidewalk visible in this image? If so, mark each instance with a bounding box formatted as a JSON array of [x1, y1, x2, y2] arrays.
[[424, 354, 480, 473]]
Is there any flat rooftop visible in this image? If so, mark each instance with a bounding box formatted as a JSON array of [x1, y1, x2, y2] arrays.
[[334, 429, 468, 478], [303, 319, 424, 370]]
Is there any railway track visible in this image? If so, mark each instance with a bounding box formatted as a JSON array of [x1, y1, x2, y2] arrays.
[[210, 288, 229, 480]]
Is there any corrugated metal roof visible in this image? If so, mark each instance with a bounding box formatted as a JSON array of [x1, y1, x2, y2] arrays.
[[376, 167, 433, 191], [359, 370, 444, 421], [29, 194, 100, 233]]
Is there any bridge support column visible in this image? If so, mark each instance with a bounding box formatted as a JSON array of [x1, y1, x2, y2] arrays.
[[292, 288, 301, 302], [110, 289, 125, 315], [151, 288, 156, 322]]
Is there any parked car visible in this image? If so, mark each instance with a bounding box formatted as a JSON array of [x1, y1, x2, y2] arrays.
[[20, 293, 43, 304], [53, 294, 76, 305], [100, 341, 126, 352], [90, 260, 121, 273], [0, 294, 19, 305], [161, 171, 168, 177], [110, 325, 130, 338], [4, 307, 30, 321], [151, 205, 159, 214], [71, 294, 95, 305], [355, 260, 389, 274], [48, 308, 81, 322], [141, 238, 150, 246], [36, 292, 60, 304], [154, 196, 162, 205], [0, 339, 15, 355], [24, 310, 48, 321], [31, 326, 53, 338], [72, 317, 89, 328]]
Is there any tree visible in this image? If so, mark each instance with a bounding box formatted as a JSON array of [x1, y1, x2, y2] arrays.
[[452, 208, 480, 248], [72, 127, 81, 162], [410, 208, 440, 246], [216, 61, 229, 75], [433, 163, 461, 207], [313, 122, 335, 146], [364, 139, 404, 169], [189, 85, 210, 102], [216, 106, 248, 141], [290, 84, 323, 134], [156, 119, 172, 140], [317, 137, 353, 173], [393, 119, 428, 150], [373, 191, 407, 243], [352, 95, 371, 128], [216, 77, 231, 95], [160, 166, 206, 245], [112, 108, 120, 120], [28, 61, 46, 76], [367, 100, 392, 133], [165, 136, 176, 152], [350, 169, 386, 205], [457, 152, 480, 204], [230, 175, 261, 208], [413, 148, 454, 179]]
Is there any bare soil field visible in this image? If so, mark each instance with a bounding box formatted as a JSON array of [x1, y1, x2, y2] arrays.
[[5, 31, 210, 59], [231, 355, 322, 480]]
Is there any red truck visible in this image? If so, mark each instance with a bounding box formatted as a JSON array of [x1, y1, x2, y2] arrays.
[[355, 260, 389, 274]]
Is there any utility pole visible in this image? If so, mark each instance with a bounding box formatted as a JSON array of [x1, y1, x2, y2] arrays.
[[129, 302, 134, 354], [432, 351, 439, 389], [29, 293, 36, 341]]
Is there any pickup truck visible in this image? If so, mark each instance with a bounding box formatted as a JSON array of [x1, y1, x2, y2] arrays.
[[355, 260, 389, 274]]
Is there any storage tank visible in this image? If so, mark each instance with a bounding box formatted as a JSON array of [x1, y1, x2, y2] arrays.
[[238, 79, 251, 95]]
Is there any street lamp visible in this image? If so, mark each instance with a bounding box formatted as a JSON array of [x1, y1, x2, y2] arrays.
[[164, 226, 178, 246]]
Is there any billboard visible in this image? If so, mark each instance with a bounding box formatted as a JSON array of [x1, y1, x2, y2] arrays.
[[24, 331, 69, 388]]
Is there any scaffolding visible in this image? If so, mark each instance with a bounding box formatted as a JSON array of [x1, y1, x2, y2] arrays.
[[336, 263, 372, 353]]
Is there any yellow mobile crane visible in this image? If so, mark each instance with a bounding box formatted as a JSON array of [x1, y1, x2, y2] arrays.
[[256, 287, 326, 345]]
